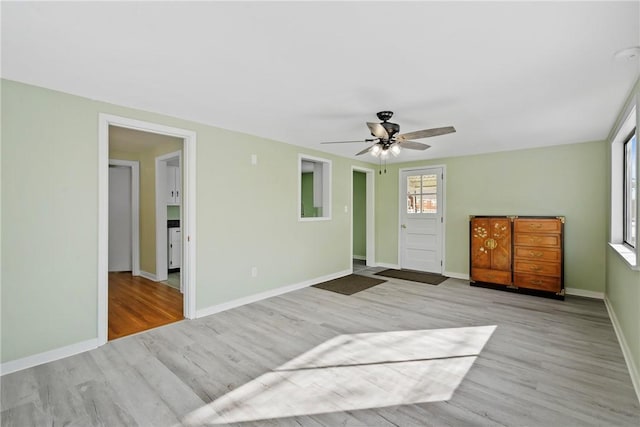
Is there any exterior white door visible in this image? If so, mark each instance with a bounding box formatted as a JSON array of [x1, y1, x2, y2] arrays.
[[108, 165, 132, 272], [399, 167, 444, 273]]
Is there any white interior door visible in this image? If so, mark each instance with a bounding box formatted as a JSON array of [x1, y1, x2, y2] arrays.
[[399, 167, 444, 273], [108, 166, 132, 272]]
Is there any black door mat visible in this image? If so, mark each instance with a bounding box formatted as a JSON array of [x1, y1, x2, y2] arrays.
[[374, 269, 448, 285], [312, 274, 387, 295]]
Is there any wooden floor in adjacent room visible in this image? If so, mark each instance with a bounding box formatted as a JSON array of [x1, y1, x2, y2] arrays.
[[108, 272, 183, 340], [2, 269, 639, 426]]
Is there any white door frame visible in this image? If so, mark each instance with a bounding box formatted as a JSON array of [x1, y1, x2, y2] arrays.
[[351, 166, 375, 268], [155, 150, 182, 284], [108, 159, 140, 276], [98, 114, 197, 346], [397, 165, 446, 273]]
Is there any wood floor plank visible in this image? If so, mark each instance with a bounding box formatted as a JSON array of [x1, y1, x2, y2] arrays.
[[108, 272, 183, 340], [2, 269, 639, 426]]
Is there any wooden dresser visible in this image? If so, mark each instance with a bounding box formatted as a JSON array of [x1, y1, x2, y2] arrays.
[[470, 216, 564, 298]]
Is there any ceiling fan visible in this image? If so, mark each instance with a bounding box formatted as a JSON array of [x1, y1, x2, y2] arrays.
[[322, 111, 456, 158]]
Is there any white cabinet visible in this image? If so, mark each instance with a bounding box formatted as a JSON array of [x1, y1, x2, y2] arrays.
[[166, 165, 181, 206], [168, 227, 181, 270]]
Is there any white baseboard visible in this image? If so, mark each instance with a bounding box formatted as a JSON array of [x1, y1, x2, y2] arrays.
[[565, 288, 604, 299], [376, 262, 400, 269], [444, 271, 469, 280], [196, 269, 352, 319], [1, 338, 98, 376], [140, 270, 158, 282], [604, 296, 640, 404], [352, 255, 366, 261]]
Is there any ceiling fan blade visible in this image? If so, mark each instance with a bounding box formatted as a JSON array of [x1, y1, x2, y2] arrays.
[[367, 122, 389, 139], [397, 126, 456, 141], [321, 138, 377, 144], [355, 146, 374, 156], [398, 140, 431, 150]]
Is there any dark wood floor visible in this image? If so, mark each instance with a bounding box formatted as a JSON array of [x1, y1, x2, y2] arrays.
[[108, 272, 183, 340]]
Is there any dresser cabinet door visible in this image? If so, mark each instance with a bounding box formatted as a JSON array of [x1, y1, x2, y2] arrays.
[[471, 217, 512, 285]]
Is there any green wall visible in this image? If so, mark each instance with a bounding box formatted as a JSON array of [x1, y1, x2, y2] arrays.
[[0, 79, 371, 363], [300, 172, 319, 218], [375, 141, 608, 294], [605, 77, 640, 389], [353, 171, 366, 258]]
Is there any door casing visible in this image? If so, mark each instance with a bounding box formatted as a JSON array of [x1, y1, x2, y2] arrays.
[[98, 114, 197, 346]]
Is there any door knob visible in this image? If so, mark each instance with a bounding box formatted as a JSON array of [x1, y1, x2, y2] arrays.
[[401, 224, 407, 229]]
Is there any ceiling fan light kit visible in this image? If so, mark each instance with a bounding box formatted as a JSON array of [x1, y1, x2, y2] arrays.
[[322, 111, 456, 161]]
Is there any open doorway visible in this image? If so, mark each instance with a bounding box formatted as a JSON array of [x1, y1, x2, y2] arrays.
[[98, 115, 197, 346], [351, 166, 375, 272], [107, 126, 184, 340]]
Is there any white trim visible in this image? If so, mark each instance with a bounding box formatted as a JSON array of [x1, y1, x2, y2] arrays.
[[604, 296, 640, 403], [196, 269, 351, 319], [444, 271, 469, 280], [98, 114, 197, 347], [564, 288, 604, 299], [298, 153, 332, 221], [155, 150, 182, 284], [351, 166, 376, 267], [0, 339, 98, 376], [376, 262, 401, 270], [397, 165, 447, 273], [139, 270, 159, 282], [609, 103, 638, 265], [109, 159, 140, 276]]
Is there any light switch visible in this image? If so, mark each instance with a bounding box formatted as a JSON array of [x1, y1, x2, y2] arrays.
[[344, 205, 348, 213], [251, 154, 258, 165]]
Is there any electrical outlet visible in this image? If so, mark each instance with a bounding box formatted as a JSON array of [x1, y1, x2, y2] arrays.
[[251, 266, 258, 277]]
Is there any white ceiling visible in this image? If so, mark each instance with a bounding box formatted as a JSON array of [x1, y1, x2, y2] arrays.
[[2, 1, 639, 163]]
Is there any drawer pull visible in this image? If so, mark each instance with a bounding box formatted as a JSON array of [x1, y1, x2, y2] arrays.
[[529, 251, 543, 257], [529, 223, 542, 229], [529, 265, 542, 272], [529, 237, 542, 243], [530, 280, 543, 285]]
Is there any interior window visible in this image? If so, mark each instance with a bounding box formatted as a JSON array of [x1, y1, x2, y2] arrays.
[[299, 155, 331, 220]]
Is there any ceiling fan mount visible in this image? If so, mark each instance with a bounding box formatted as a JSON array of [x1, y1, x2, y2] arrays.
[[321, 110, 456, 158]]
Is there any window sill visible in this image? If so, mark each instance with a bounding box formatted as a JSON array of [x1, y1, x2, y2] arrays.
[[608, 243, 640, 270], [299, 217, 331, 222]]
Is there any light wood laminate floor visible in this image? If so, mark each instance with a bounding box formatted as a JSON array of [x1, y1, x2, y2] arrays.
[[108, 272, 183, 340], [2, 271, 639, 426]]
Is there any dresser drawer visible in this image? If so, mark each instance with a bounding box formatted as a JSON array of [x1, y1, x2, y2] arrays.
[[471, 268, 511, 285], [514, 219, 562, 234], [514, 273, 561, 292], [514, 246, 561, 262], [514, 233, 561, 248], [513, 259, 561, 277]]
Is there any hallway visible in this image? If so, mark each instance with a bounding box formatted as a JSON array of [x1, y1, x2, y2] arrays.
[[108, 272, 183, 340]]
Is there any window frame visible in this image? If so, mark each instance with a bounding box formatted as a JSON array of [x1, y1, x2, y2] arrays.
[[623, 130, 637, 248], [610, 103, 639, 269]]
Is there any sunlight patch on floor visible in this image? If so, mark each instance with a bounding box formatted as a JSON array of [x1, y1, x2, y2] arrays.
[[183, 325, 496, 425]]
